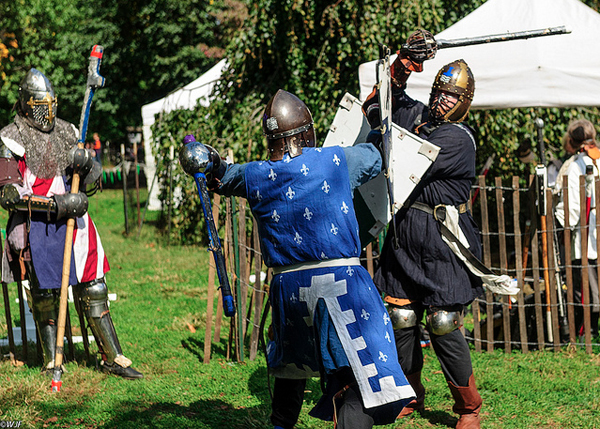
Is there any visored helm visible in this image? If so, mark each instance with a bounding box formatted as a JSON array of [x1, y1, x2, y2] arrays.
[[428, 59, 474, 123], [18, 68, 58, 132], [262, 89, 316, 161]]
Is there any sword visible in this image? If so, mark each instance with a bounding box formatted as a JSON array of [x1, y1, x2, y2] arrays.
[[179, 136, 236, 317], [377, 44, 399, 249], [403, 26, 570, 51], [52, 45, 105, 393]]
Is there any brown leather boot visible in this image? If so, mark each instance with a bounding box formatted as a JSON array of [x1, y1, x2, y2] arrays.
[[397, 371, 425, 418], [448, 374, 482, 429]]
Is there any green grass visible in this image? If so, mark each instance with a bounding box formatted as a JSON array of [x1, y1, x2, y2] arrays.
[[1, 189, 600, 428]]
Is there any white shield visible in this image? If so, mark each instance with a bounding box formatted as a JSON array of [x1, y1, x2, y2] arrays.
[[323, 92, 440, 246]]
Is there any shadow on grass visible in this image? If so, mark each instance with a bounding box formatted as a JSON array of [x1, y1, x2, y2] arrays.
[[418, 409, 457, 428], [181, 336, 230, 362], [91, 365, 273, 429], [92, 399, 270, 429]]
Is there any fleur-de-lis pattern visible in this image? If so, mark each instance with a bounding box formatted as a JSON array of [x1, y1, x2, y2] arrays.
[[244, 147, 362, 268]]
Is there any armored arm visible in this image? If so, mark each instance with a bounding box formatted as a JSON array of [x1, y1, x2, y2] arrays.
[[362, 29, 437, 129], [0, 184, 88, 220]]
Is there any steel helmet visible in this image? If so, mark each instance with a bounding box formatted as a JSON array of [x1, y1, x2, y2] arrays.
[[262, 89, 316, 160], [18, 68, 58, 132], [428, 59, 475, 123]]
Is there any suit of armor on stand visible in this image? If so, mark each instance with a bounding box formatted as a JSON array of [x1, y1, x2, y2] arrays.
[[0, 68, 142, 379]]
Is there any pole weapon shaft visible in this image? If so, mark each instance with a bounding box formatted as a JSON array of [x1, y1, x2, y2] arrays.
[[52, 45, 105, 393], [194, 173, 236, 317]]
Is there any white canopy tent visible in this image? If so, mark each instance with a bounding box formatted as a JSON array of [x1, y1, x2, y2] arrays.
[[359, 0, 600, 109], [141, 59, 228, 210]]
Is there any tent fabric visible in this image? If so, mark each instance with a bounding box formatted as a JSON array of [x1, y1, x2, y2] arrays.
[[141, 59, 228, 210], [359, 0, 600, 109]]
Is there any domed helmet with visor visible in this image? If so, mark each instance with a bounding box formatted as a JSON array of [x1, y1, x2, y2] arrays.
[[428, 59, 474, 123], [18, 68, 58, 132]]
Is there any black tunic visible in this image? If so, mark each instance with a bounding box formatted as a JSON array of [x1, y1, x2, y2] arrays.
[[373, 89, 484, 307]]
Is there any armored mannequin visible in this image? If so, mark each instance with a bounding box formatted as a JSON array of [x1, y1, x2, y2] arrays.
[[363, 30, 484, 429], [0, 68, 142, 379], [187, 90, 415, 429]]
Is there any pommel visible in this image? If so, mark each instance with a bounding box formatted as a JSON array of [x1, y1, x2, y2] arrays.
[[179, 139, 220, 177]]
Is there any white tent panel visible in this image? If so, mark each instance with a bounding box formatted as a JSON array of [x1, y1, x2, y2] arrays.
[[141, 59, 227, 210], [359, 0, 600, 109]]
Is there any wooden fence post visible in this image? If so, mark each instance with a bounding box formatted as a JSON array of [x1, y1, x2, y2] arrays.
[[495, 177, 511, 352], [579, 175, 592, 353], [238, 199, 249, 343], [479, 175, 494, 352], [249, 220, 264, 360], [513, 177, 528, 352]]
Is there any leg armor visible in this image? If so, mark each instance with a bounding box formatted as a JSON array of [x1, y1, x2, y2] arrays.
[[426, 306, 463, 336], [22, 261, 59, 370], [25, 279, 59, 370], [387, 303, 418, 330], [73, 278, 143, 379]]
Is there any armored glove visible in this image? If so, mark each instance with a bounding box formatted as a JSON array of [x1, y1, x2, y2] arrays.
[[54, 192, 88, 219], [391, 29, 437, 87], [0, 184, 21, 211], [68, 146, 102, 185]]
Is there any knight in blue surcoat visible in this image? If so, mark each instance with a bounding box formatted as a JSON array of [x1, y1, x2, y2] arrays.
[[201, 90, 415, 429]]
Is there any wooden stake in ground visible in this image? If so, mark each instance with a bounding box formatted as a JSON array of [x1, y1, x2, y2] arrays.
[[52, 45, 105, 393]]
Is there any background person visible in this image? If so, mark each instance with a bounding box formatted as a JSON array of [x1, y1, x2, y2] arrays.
[[554, 119, 600, 340]]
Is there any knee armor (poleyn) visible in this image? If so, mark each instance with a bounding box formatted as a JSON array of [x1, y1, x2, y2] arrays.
[[387, 303, 418, 330], [426, 307, 463, 336]]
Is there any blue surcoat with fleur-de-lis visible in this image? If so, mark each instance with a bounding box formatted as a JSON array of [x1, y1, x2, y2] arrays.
[[244, 147, 361, 268], [216, 144, 414, 418]]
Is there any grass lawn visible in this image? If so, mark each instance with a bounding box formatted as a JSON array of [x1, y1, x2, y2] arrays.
[[1, 189, 600, 428]]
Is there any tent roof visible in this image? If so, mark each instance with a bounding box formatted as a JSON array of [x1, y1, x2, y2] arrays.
[[140, 59, 227, 210], [358, 0, 600, 109], [141, 59, 227, 134]]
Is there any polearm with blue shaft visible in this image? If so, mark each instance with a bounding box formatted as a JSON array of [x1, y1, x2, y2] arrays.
[[179, 135, 236, 317], [52, 45, 105, 392]]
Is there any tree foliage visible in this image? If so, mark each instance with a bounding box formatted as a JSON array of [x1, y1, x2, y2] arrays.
[[150, 0, 600, 244], [0, 0, 243, 143], [3, 1, 600, 245]]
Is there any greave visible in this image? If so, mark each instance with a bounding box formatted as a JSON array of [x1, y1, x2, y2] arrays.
[[73, 279, 128, 367], [26, 283, 59, 369]]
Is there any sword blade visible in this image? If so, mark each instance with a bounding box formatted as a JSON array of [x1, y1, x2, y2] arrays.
[[436, 26, 570, 49]]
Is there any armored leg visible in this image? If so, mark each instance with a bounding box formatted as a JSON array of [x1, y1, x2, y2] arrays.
[[73, 278, 143, 379], [389, 304, 425, 418], [20, 261, 59, 371], [428, 305, 481, 428]]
